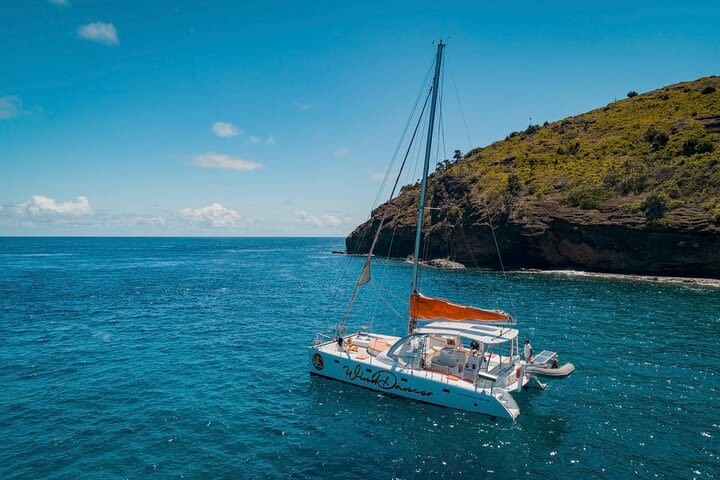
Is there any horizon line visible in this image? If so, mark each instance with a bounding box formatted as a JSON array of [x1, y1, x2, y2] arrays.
[[0, 235, 347, 239]]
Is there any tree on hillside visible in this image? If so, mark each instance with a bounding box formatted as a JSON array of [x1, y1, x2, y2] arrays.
[[437, 150, 464, 172]]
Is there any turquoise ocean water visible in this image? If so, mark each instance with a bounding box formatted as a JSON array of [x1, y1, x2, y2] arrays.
[[1, 237, 718, 479]]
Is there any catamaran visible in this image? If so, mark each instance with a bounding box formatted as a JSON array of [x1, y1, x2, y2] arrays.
[[308, 41, 574, 420]]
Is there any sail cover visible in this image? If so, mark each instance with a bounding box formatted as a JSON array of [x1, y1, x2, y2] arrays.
[[410, 293, 511, 322]]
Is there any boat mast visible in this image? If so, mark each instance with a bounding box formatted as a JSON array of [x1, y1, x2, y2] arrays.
[[409, 40, 444, 333]]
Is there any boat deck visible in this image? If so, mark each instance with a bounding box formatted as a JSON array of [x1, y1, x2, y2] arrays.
[[313, 332, 519, 389], [314, 332, 400, 361]]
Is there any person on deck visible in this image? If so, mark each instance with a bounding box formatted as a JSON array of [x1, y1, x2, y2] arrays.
[[523, 339, 533, 362]]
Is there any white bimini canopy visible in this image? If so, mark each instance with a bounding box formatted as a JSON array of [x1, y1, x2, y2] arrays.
[[414, 321, 518, 345]]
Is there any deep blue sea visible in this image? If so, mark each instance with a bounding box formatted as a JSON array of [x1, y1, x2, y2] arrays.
[[1, 237, 718, 479]]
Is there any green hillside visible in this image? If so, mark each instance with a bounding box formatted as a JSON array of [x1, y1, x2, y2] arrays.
[[431, 76, 720, 223]]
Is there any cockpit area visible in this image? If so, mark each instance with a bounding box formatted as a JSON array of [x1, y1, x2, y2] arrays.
[[385, 322, 520, 382]]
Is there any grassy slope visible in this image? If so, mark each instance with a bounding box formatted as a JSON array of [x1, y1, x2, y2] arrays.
[[426, 76, 720, 224]]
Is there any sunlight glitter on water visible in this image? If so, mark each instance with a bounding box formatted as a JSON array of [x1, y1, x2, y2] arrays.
[[0, 237, 718, 479]]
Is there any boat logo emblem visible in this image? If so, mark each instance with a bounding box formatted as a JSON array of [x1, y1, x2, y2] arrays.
[[312, 353, 324, 370]]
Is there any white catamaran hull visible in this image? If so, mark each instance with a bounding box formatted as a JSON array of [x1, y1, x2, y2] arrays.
[[308, 341, 520, 419]]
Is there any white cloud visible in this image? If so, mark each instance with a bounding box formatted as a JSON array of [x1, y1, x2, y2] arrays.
[[370, 172, 387, 181], [192, 152, 263, 171], [248, 135, 260, 144], [266, 136, 276, 145], [295, 210, 350, 228], [138, 216, 165, 225], [0, 195, 171, 231], [110, 215, 165, 226], [179, 203, 241, 228], [295, 209, 322, 227], [0, 96, 23, 120], [333, 148, 350, 158], [212, 121, 242, 137], [323, 214, 342, 227], [77, 22, 119, 46], [14, 195, 92, 216], [296, 102, 314, 111]]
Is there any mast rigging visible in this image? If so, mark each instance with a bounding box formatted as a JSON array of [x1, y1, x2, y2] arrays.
[[409, 40, 445, 333]]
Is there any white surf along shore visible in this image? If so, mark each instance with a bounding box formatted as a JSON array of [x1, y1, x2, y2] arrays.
[[334, 252, 720, 289], [514, 269, 720, 289]]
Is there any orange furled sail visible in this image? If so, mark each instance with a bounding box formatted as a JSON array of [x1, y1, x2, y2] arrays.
[[410, 293, 512, 322]]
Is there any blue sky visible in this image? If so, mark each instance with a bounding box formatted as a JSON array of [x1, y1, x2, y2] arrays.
[[1, 1, 719, 236]]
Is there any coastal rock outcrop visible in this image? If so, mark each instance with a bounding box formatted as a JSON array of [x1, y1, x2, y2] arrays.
[[347, 77, 720, 278]]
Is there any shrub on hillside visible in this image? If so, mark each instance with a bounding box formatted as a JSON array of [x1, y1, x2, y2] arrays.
[[603, 167, 622, 189], [707, 201, 720, 225], [644, 126, 669, 150], [465, 147, 482, 158], [447, 205, 462, 222], [506, 174, 521, 196], [567, 141, 581, 156], [681, 138, 714, 156], [641, 193, 667, 221], [436, 159, 451, 171], [602, 160, 650, 195], [557, 141, 581, 156], [620, 173, 648, 195], [627, 91, 638, 98], [400, 181, 419, 194], [563, 183, 611, 210]]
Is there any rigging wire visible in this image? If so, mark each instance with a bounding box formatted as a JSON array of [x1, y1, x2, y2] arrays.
[[370, 102, 428, 334], [338, 88, 434, 334], [386, 222, 398, 259], [322, 56, 434, 328], [374, 76, 434, 332], [409, 116, 426, 188], [447, 54, 474, 150], [371, 59, 435, 211], [419, 53, 447, 291], [445, 52, 519, 319], [368, 89, 433, 325], [438, 60, 448, 165], [370, 282, 406, 322]]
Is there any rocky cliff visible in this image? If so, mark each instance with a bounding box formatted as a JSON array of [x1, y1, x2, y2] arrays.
[[346, 77, 720, 278]]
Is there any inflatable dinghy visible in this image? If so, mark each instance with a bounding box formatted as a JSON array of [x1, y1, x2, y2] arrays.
[[525, 362, 575, 378]]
